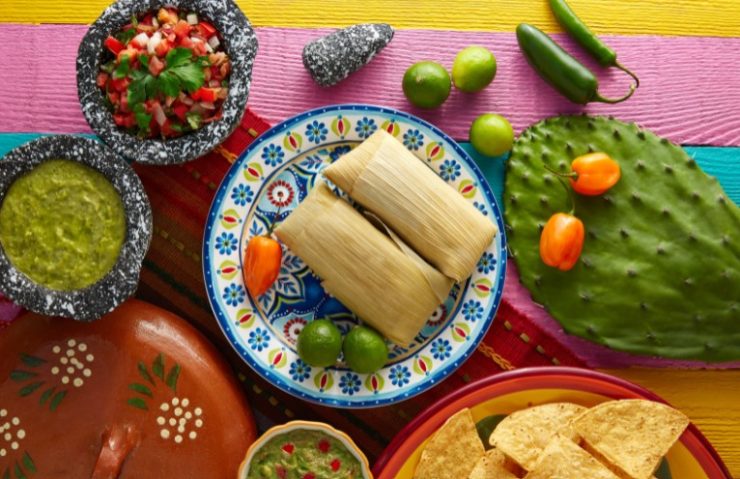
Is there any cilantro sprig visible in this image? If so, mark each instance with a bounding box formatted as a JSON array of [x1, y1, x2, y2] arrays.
[[127, 48, 207, 108]]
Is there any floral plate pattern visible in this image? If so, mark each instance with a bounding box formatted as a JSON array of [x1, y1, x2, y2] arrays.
[[203, 105, 507, 408]]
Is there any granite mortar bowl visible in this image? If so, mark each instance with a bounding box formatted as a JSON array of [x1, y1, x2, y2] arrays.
[[77, 0, 258, 165], [0, 135, 153, 321]]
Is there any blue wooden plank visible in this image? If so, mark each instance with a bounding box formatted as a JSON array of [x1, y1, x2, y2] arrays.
[[0, 133, 737, 206]]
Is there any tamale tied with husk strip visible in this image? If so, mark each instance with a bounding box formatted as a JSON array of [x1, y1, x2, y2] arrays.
[[324, 129, 497, 282], [274, 182, 454, 346]]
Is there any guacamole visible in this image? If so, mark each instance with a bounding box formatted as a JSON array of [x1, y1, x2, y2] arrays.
[[247, 429, 363, 479], [0, 160, 126, 291]]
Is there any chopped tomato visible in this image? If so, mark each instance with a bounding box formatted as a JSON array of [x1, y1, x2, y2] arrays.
[[110, 77, 130, 92], [154, 38, 171, 57], [96, 72, 109, 88], [174, 20, 191, 39], [113, 113, 136, 128], [120, 92, 130, 113], [117, 48, 139, 62], [197, 21, 217, 39], [148, 55, 165, 76], [178, 36, 194, 49], [107, 91, 120, 106], [160, 119, 174, 136], [192, 39, 208, 56], [191, 87, 218, 102], [104, 36, 125, 55], [172, 102, 189, 121]]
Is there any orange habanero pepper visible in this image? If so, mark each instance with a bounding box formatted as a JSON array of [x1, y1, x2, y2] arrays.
[[539, 212, 585, 271], [243, 235, 282, 298], [569, 152, 621, 196]]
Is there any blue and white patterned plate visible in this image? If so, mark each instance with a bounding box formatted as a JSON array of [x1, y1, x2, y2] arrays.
[[203, 105, 507, 408]]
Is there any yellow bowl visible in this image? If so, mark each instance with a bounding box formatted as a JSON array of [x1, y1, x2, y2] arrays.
[[238, 420, 373, 478]]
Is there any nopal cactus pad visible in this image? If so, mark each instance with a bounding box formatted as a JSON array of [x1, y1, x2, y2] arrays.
[[504, 115, 740, 361]]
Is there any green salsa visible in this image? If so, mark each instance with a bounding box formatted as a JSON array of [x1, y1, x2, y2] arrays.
[[248, 429, 363, 479], [0, 160, 126, 291]]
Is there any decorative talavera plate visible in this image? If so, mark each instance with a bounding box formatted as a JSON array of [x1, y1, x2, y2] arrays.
[[203, 104, 506, 408], [373, 367, 731, 479]]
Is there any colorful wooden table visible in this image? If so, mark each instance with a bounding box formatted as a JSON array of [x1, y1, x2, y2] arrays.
[[1, 0, 738, 476]]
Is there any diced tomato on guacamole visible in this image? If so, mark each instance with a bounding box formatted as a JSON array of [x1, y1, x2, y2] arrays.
[[247, 430, 363, 479], [99, 7, 230, 139]]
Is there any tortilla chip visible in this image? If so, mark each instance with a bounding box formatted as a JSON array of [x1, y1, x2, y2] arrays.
[[414, 408, 485, 479], [489, 402, 587, 470], [523, 435, 621, 479], [468, 449, 519, 479], [572, 399, 689, 479]]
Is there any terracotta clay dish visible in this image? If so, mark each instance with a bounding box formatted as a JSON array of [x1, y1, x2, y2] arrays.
[[0, 299, 257, 478]]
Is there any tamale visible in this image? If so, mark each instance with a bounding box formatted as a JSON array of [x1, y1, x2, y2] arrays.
[[274, 182, 454, 346], [324, 129, 497, 282]]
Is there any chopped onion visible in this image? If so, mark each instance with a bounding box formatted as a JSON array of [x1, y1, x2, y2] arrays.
[[153, 103, 167, 126], [147, 31, 162, 54], [181, 96, 194, 106], [132, 32, 150, 48], [152, 17, 159, 28], [187, 13, 198, 25], [199, 101, 216, 110], [205, 42, 214, 53], [165, 96, 176, 107], [209, 79, 220, 88], [207, 36, 220, 50]]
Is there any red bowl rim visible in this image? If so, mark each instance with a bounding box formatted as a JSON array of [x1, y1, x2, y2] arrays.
[[372, 366, 731, 479]]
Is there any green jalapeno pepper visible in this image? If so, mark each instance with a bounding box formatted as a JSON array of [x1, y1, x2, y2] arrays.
[[516, 23, 635, 105], [549, 0, 639, 87]]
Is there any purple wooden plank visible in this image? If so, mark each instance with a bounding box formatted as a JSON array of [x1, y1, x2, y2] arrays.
[[0, 25, 739, 145]]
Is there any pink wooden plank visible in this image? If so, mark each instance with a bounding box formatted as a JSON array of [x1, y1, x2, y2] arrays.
[[0, 25, 739, 145]]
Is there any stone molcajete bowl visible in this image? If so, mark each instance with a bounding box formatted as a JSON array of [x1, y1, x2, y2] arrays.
[[0, 136, 152, 321], [76, 0, 258, 165]]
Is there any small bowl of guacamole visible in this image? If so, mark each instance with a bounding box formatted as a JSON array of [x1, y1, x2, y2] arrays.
[[0, 135, 152, 320], [238, 421, 372, 479]]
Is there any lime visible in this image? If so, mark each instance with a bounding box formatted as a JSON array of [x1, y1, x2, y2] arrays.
[[297, 319, 342, 367], [342, 326, 389, 374], [452, 46, 497, 93], [402, 61, 451, 109], [469, 113, 514, 157]]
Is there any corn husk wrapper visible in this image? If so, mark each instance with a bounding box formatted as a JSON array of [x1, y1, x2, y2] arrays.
[[324, 129, 497, 282], [275, 182, 453, 346]]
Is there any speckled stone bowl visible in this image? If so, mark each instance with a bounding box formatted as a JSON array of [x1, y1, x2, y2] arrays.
[[77, 0, 257, 165], [0, 135, 153, 321]]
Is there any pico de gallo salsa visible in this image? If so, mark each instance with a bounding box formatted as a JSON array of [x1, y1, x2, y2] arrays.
[[98, 8, 231, 139]]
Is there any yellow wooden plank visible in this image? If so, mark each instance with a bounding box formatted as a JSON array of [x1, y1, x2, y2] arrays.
[[2, 0, 740, 37], [602, 369, 740, 478]]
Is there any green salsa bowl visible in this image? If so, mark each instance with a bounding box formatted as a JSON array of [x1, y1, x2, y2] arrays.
[[238, 420, 373, 479], [0, 135, 152, 321]]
